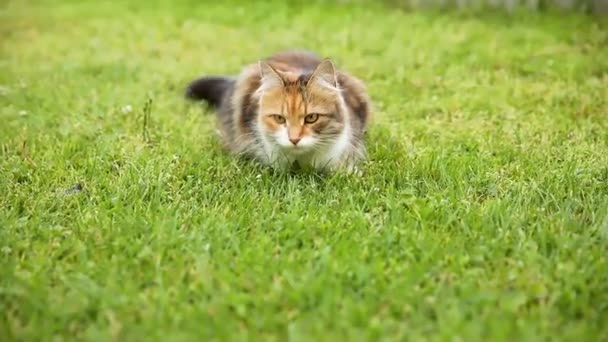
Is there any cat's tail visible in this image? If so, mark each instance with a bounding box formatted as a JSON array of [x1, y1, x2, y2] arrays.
[[185, 76, 234, 108]]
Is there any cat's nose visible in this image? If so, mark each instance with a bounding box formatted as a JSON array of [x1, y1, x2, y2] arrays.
[[289, 137, 301, 145]]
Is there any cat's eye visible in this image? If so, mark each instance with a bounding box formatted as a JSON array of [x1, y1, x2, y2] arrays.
[[270, 115, 286, 124], [304, 113, 319, 124]]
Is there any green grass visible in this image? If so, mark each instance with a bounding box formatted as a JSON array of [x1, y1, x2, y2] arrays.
[[1, 0, 608, 340]]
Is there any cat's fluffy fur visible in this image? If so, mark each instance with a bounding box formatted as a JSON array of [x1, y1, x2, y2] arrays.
[[185, 50, 371, 172]]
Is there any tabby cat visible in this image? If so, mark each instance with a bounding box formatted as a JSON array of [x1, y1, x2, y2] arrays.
[[185, 50, 372, 172]]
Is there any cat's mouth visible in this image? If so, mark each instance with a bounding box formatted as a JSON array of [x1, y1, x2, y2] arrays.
[[282, 145, 310, 154], [277, 142, 316, 155]]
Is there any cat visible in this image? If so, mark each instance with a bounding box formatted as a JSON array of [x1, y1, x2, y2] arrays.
[[185, 50, 372, 173]]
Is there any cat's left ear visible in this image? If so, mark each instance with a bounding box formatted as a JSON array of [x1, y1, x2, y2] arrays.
[[259, 61, 285, 88], [308, 59, 337, 88]]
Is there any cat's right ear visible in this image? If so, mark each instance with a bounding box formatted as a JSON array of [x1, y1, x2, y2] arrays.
[[259, 61, 284, 88]]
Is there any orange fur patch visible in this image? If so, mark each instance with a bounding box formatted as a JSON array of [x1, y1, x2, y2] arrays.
[[259, 80, 336, 141]]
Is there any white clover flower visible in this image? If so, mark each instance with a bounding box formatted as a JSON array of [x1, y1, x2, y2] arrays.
[[121, 105, 133, 114]]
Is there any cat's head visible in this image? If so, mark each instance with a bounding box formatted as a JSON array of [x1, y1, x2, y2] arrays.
[[255, 59, 346, 155]]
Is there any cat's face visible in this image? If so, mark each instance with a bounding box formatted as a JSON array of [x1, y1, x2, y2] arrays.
[[256, 60, 345, 155]]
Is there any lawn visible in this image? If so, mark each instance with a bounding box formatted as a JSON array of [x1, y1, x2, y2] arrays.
[[1, 0, 608, 340]]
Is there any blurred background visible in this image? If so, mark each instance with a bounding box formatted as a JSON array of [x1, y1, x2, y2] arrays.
[[361, 0, 608, 14]]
